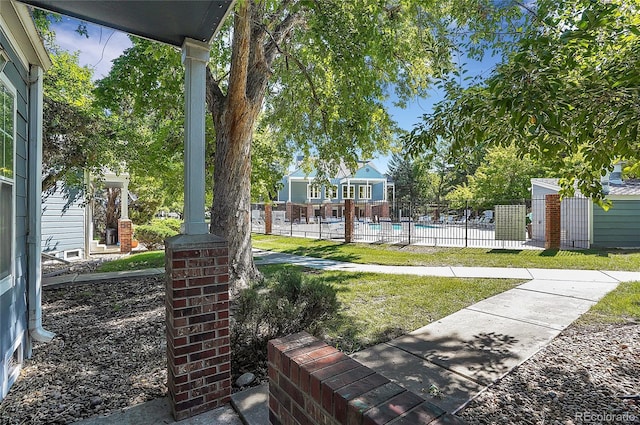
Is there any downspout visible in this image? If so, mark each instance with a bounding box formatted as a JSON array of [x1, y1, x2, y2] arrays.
[[27, 65, 55, 350]]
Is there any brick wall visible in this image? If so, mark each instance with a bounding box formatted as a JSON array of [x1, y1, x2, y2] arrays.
[[165, 234, 231, 420], [364, 203, 372, 221], [545, 194, 561, 249], [286, 202, 293, 222], [371, 203, 390, 221], [268, 332, 466, 425], [323, 203, 333, 220], [306, 204, 315, 224], [344, 199, 355, 243], [265, 204, 273, 235], [118, 219, 133, 253]]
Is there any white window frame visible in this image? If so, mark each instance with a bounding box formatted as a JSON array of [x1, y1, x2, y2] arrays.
[[358, 184, 372, 200], [325, 185, 338, 199], [0, 73, 16, 296], [307, 184, 321, 200], [342, 184, 354, 199]]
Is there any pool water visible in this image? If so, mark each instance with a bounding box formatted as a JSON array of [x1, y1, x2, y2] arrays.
[[368, 223, 382, 230], [392, 224, 402, 231]]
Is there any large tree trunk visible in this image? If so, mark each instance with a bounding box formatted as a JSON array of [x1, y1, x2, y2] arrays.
[[210, 103, 262, 294], [207, 1, 302, 294], [208, 1, 266, 294]]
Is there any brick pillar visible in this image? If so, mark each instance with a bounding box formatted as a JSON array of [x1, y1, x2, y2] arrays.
[[545, 194, 561, 249], [323, 203, 332, 219], [118, 219, 133, 254], [265, 204, 272, 235], [286, 202, 293, 222], [365, 203, 372, 221], [380, 202, 390, 219], [306, 203, 314, 224], [344, 199, 355, 243], [165, 234, 231, 420]]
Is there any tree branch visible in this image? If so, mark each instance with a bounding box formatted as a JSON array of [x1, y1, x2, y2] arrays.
[[206, 66, 226, 116], [263, 11, 304, 68]]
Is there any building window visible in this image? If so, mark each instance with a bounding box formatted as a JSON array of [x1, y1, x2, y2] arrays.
[[325, 185, 338, 199], [307, 185, 321, 199], [342, 184, 354, 199], [359, 185, 372, 200], [0, 77, 15, 295]]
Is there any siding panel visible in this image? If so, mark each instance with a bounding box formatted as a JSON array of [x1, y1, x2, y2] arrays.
[[41, 187, 86, 255], [592, 201, 640, 248], [0, 31, 29, 401]]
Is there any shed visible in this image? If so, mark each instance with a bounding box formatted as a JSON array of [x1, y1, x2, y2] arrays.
[[531, 177, 640, 249]]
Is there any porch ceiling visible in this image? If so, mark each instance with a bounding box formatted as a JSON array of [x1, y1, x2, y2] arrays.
[[19, 0, 234, 46]]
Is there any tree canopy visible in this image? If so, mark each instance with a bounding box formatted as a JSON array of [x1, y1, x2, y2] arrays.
[[95, 0, 525, 291], [409, 0, 640, 203]]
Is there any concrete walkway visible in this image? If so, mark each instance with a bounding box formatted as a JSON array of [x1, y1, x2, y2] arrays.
[[46, 251, 639, 424]]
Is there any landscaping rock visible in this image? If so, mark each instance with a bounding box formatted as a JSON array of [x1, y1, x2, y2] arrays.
[[459, 322, 640, 424], [235, 372, 256, 388]]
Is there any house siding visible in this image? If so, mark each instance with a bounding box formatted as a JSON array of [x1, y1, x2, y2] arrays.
[[0, 32, 29, 400], [42, 185, 86, 257], [592, 200, 640, 248]]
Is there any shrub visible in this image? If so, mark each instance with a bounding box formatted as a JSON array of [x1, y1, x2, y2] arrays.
[[156, 218, 182, 233], [231, 268, 339, 378], [134, 222, 179, 250]]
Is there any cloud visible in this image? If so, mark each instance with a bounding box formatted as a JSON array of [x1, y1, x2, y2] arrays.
[[52, 17, 132, 80]]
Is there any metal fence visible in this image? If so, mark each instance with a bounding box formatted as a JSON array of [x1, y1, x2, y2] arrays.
[[251, 196, 591, 250]]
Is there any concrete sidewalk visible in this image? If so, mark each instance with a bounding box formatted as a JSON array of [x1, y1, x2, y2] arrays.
[[47, 251, 639, 424]]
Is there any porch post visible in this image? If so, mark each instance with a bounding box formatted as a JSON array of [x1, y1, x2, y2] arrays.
[[163, 38, 232, 421], [181, 38, 210, 235]]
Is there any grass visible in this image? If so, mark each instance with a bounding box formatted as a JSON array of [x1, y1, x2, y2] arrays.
[[579, 281, 640, 324], [252, 234, 640, 271], [95, 246, 638, 351], [259, 264, 522, 352], [97, 251, 165, 272]]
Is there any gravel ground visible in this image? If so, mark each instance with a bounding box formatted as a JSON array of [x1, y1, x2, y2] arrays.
[[0, 259, 638, 424], [459, 322, 640, 425], [0, 276, 167, 425]]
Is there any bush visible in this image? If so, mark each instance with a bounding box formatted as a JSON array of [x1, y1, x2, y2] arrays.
[[231, 268, 339, 378], [156, 218, 182, 233], [134, 222, 179, 250]]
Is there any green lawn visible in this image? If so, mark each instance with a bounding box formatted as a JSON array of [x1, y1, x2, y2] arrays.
[[259, 264, 522, 352], [97, 251, 166, 272], [579, 281, 640, 324], [252, 234, 640, 271], [96, 246, 637, 351]]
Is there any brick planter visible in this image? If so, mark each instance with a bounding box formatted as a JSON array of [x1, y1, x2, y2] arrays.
[[268, 332, 466, 425]]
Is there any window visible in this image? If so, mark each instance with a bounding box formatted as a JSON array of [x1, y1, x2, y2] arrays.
[[358, 185, 372, 200], [325, 185, 338, 199], [307, 185, 320, 199], [342, 184, 354, 199], [0, 77, 15, 295]]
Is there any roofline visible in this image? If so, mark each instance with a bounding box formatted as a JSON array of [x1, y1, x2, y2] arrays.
[[530, 178, 560, 191], [209, 0, 235, 44], [1, 1, 51, 71]]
